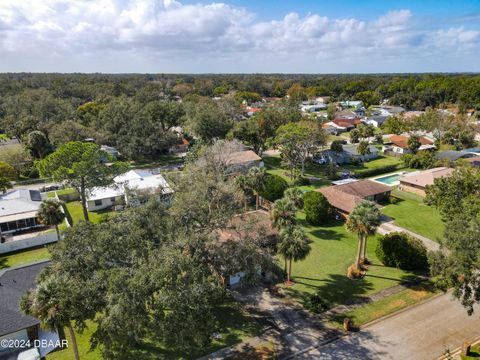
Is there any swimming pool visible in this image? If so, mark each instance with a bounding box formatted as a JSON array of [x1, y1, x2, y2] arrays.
[[374, 174, 401, 185]]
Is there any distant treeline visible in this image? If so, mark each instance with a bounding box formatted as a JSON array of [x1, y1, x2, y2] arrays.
[[0, 73, 479, 109], [0, 73, 478, 165]]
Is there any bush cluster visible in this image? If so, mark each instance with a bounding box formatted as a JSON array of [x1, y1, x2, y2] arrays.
[[304, 292, 331, 313], [354, 164, 400, 178], [259, 173, 288, 202], [303, 191, 333, 225], [375, 232, 428, 270]]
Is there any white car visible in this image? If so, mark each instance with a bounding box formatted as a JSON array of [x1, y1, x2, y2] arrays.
[[17, 348, 41, 360]]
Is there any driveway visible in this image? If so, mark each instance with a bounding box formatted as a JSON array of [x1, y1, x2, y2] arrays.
[[378, 215, 440, 252], [298, 292, 480, 359]]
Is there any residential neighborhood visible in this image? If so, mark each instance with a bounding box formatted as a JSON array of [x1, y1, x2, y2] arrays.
[[0, 1, 480, 360]]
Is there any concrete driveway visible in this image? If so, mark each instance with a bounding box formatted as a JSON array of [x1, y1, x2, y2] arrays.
[[298, 292, 480, 359]]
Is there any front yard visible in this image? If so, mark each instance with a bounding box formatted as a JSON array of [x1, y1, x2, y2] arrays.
[[47, 299, 262, 360], [280, 213, 424, 308], [328, 281, 439, 329], [381, 189, 445, 241]]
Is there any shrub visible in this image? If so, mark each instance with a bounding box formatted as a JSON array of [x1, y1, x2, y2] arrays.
[[330, 140, 345, 152], [388, 195, 399, 204], [375, 232, 428, 270], [304, 293, 331, 313], [354, 164, 399, 178], [303, 191, 333, 225], [292, 176, 310, 186], [259, 173, 288, 202], [347, 264, 364, 279]]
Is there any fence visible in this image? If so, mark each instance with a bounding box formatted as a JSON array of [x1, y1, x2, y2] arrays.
[[0, 232, 58, 254]]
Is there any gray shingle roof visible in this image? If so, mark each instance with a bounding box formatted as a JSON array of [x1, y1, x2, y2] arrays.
[[0, 261, 49, 336]]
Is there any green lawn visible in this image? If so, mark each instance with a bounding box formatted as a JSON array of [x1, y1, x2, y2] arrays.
[[280, 213, 423, 307], [47, 299, 261, 360], [342, 154, 402, 171], [328, 282, 438, 329], [63, 201, 114, 227], [0, 247, 51, 269], [263, 153, 402, 191], [381, 189, 445, 241]]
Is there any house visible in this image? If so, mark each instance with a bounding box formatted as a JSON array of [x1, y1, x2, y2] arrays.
[[213, 210, 278, 286], [364, 115, 388, 128], [86, 170, 173, 211], [340, 100, 363, 109], [435, 150, 478, 162], [342, 144, 379, 162], [0, 261, 61, 359], [226, 150, 263, 174], [382, 135, 435, 155], [398, 167, 455, 196], [373, 106, 405, 116], [322, 121, 348, 135], [0, 190, 46, 235], [316, 180, 391, 216], [100, 145, 120, 160], [333, 117, 362, 128], [169, 137, 190, 154]]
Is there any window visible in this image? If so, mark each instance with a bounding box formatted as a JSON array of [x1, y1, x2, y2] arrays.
[[111, 197, 116, 203], [94, 199, 102, 206]]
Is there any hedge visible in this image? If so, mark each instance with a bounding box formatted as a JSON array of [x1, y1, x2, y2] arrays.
[[303, 191, 333, 225], [353, 164, 400, 178], [375, 232, 428, 270], [259, 173, 288, 201]]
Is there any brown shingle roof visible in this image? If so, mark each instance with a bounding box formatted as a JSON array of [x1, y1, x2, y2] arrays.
[[315, 180, 391, 213], [227, 150, 262, 165], [388, 135, 433, 149], [399, 167, 454, 188]]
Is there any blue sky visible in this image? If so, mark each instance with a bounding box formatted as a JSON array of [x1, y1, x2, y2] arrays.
[[0, 0, 479, 73]]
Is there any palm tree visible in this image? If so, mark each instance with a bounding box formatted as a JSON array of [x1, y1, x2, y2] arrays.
[[235, 174, 250, 211], [278, 226, 311, 283], [21, 274, 81, 360], [245, 166, 266, 210], [283, 187, 304, 209], [345, 200, 381, 270], [271, 198, 297, 229], [37, 199, 65, 241]]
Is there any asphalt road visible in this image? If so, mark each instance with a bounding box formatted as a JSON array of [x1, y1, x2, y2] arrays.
[[298, 292, 480, 360]]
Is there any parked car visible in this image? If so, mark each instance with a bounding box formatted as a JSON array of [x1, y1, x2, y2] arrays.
[[39, 185, 59, 192]]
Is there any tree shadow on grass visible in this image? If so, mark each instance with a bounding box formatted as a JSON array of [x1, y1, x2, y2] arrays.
[[283, 273, 376, 308], [0, 256, 7, 269]]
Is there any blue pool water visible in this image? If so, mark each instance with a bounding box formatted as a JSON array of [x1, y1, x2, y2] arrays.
[[375, 174, 400, 185]]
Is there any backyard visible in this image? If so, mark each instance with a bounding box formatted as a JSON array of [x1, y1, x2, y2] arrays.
[[47, 299, 262, 360], [0, 246, 51, 269], [279, 213, 425, 308], [263, 153, 403, 191], [381, 189, 445, 241]]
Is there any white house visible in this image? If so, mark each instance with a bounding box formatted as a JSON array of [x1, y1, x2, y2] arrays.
[[0, 190, 46, 235], [86, 170, 173, 211], [382, 135, 435, 155]]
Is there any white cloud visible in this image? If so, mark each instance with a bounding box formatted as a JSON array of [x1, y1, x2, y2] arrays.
[[0, 0, 477, 72]]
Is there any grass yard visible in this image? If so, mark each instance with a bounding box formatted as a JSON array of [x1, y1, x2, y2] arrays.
[[280, 213, 424, 308], [0, 246, 51, 269], [382, 189, 445, 241], [461, 346, 480, 359], [63, 201, 114, 227], [328, 281, 439, 329], [47, 299, 262, 360], [342, 154, 402, 171]]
